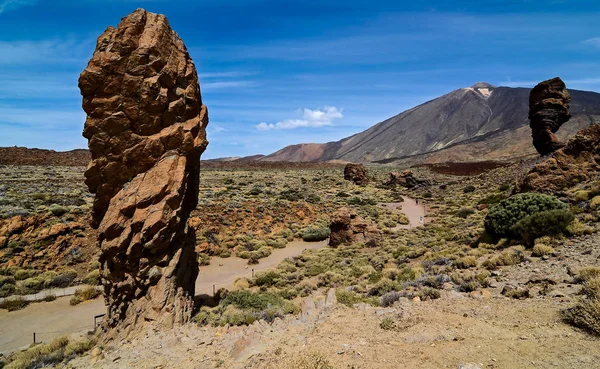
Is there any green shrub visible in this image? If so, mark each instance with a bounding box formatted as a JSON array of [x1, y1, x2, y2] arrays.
[[456, 208, 475, 219], [478, 193, 507, 205], [510, 209, 574, 246], [253, 271, 280, 287], [70, 286, 100, 305], [463, 185, 476, 193], [83, 270, 100, 285], [18, 277, 44, 295], [13, 269, 39, 281], [301, 227, 330, 242], [484, 193, 568, 238], [0, 297, 29, 311], [531, 244, 555, 257], [335, 289, 377, 307], [49, 205, 69, 216], [562, 298, 600, 336], [380, 317, 396, 330], [454, 256, 477, 269], [0, 276, 16, 297]]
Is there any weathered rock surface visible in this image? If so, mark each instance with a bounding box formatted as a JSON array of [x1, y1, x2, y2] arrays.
[[529, 77, 571, 155], [516, 124, 600, 194], [343, 163, 368, 185], [329, 207, 382, 247], [383, 170, 430, 189], [79, 9, 208, 331]]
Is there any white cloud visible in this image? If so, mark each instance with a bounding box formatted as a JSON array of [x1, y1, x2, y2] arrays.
[[201, 80, 255, 90], [257, 106, 343, 131], [0, 37, 94, 64], [0, 0, 37, 14], [583, 37, 600, 48]]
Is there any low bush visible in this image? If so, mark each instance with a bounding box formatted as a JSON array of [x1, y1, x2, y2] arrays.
[[301, 227, 330, 242], [455, 208, 475, 219], [70, 286, 100, 306], [284, 351, 335, 369], [0, 297, 29, 311], [49, 205, 69, 216], [336, 289, 378, 307], [478, 193, 507, 205], [253, 271, 281, 287], [463, 185, 476, 193], [484, 193, 568, 238], [82, 270, 100, 285], [482, 247, 525, 269], [196, 290, 299, 326], [0, 276, 16, 297], [562, 298, 600, 336], [531, 244, 555, 257], [454, 256, 477, 269], [380, 317, 396, 330], [510, 209, 574, 246], [3, 335, 96, 369], [18, 277, 44, 295]]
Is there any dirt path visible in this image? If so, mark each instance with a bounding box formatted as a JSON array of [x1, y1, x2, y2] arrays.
[[0, 240, 328, 354], [196, 239, 328, 295], [68, 291, 600, 369], [0, 296, 104, 354], [0, 197, 425, 355], [0, 285, 99, 303], [380, 196, 427, 229]]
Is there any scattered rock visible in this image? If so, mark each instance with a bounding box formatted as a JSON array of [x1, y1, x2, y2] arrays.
[[501, 284, 530, 299], [328, 207, 382, 247], [516, 124, 600, 194], [528, 77, 571, 155], [383, 170, 430, 189], [343, 163, 369, 185], [79, 9, 208, 330]]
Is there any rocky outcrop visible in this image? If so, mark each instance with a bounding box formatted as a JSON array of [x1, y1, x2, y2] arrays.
[[529, 77, 571, 155], [516, 124, 600, 195], [329, 207, 382, 248], [383, 170, 430, 189], [344, 163, 369, 185], [79, 9, 208, 331]]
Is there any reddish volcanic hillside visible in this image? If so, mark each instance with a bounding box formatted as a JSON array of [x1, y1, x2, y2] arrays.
[[0, 147, 91, 166]]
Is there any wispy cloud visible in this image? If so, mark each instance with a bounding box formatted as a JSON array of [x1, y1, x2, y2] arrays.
[[583, 37, 600, 48], [500, 77, 600, 88], [202, 80, 255, 90], [0, 105, 85, 129], [0, 38, 94, 64], [257, 106, 343, 130], [198, 71, 256, 78], [0, 0, 37, 15]]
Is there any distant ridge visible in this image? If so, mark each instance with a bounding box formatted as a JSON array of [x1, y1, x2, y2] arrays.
[[0, 147, 91, 166], [261, 83, 600, 164]]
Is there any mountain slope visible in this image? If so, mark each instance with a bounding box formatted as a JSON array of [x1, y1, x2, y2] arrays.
[[261, 83, 600, 163]]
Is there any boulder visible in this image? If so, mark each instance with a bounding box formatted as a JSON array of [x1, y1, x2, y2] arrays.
[[344, 163, 369, 185], [516, 124, 600, 194], [529, 77, 571, 155], [329, 207, 382, 247], [383, 170, 430, 189], [79, 9, 208, 331]]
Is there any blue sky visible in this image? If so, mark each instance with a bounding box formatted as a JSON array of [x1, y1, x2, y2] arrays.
[[1, 0, 599, 159]]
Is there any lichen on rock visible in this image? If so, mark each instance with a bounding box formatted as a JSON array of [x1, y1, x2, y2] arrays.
[[79, 8, 208, 331]]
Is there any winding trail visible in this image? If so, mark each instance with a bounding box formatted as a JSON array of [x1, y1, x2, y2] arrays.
[[0, 197, 426, 354]]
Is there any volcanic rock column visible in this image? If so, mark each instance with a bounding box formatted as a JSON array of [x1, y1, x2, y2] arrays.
[[79, 9, 208, 330], [529, 77, 571, 155]]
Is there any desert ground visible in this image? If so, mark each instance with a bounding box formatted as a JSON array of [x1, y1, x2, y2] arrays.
[[1, 160, 599, 368]]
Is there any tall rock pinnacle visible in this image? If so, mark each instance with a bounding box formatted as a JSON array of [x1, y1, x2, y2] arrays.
[[79, 9, 208, 331], [529, 77, 571, 155]]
